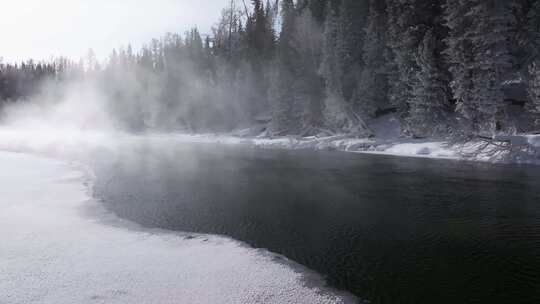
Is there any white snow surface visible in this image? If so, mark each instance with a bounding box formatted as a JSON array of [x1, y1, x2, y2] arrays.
[[0, 151, 355, 304]]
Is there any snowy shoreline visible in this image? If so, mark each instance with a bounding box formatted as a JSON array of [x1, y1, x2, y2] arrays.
[[134, 115, 538, 165], [152, 132, 540, 165], [0, 151, 356, 304]]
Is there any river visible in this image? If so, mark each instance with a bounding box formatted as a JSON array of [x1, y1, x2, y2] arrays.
[[91, 142, 540, 304]]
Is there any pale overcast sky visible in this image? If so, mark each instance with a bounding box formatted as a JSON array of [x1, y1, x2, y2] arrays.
[[0, 0, 232, 62]]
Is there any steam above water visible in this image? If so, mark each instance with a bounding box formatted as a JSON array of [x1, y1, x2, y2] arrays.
[[2, 80, 116, 132], [0, 77, 122, 161]]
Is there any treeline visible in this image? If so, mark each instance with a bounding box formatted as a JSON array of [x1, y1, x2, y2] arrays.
[[0, 59, 78, 101], [3, 0, 540, 137], [0, 57, 87, 110]]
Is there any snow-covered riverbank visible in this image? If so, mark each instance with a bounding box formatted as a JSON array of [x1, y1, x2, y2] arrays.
[[161, 115, 540, 164], [0, 151, 355, 304], [1, 111, 538, 166], [165, 132, 540, 164]]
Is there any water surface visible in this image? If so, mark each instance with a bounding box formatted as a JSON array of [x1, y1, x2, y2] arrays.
[[92, 142, 540, 304]]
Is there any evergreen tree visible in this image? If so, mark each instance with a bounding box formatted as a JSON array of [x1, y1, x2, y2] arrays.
[[292, 10, 325, 132], [320, 4, 350, 131], [386, 0, 418, 119], [517, 0, 540, 67], [244, 0, 276, 119], [300, 0, 327, 23], [468, 1, 519, 134], [320, 4, 369, 134], [528, 62, 540, 125], [403, 1, 451, 136], [271, 0, 299, 134], [444, 0, 475, 131], [525, 0, 540, 123], [271, 0, 328, 135], [409, 29, 451, 136], [356, 0, 389, 118], [337, 0, 369, 103]]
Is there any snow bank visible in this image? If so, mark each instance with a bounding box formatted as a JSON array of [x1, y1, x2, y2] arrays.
[[0, 152, 355, 304], [155, 114, 540, 164], [366, 141, 457, 159]]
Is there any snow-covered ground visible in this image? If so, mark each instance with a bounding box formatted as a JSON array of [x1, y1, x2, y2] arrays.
[[0, 151, 355, 304]]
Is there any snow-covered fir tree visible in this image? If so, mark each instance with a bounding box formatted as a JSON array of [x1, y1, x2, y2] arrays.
[[320, 4, 353, 132], [385, 0, 440, 125], [446, 0, 519, 135], [336, 0, 369, 106], [474, 1, 520, 134], [408, 29, 451, 136], [529, 62, 540, 123], [356, 0, 389, 118], [385, 0, 416, 118], [271, 0, 299, 134], [291, 9, 325, 133], [525, 0, 540, 124], [444, 0, 479, 134], [406, 1, 451, 136]]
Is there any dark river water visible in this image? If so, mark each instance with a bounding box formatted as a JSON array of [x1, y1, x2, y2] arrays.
[[91, 142, 540, 304]]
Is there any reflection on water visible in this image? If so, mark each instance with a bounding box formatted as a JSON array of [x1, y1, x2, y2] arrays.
[[92, 142, 540, 304]]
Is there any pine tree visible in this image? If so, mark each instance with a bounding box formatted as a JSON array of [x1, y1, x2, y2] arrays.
[[468, 1, 519, 134], [300, 0, 327, 23], [408, 29, 451, 136], [244, 0, 276, 119], [337, 0, 369, 103], [385, 0, 433, 122], [525, 0, 540, 124], [271, 0, 299, 134], [356, 0, 389, 118], [400, 1, 451, 136], [444, 0, 475, 131], [320, 5, 351, 132], [320, 4, 369, 134], [528, 62, 540, 123], [292, 10, 325, 132], [524, 0, 540, 64]]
